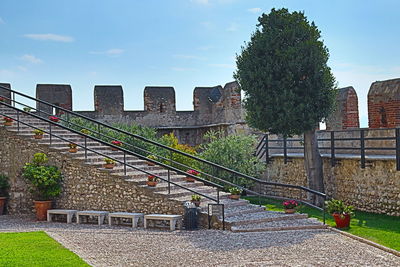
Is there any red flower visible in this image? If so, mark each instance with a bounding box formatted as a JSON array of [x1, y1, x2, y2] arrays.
[[49, 116, 60, 122], [0, 97, 5, 102], [283, 200, 298, 209], [111, 140, 122, 146], [186, 169, 200, 176]]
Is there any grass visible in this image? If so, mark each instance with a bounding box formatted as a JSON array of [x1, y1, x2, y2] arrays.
[[244, 196, 400, 252], [0, 231, 90, 267]]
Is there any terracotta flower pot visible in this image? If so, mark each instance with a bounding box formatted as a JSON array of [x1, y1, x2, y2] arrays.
[[4, 121, 12, 126], [228, 194, 240, 200], [0, 197, 6, 215], [332, 213, 351, 228], [34, 200, 52, 221], [146, 161, 155, 166], [104, 163, 115, 169], [34, 134, 43, 139], [185, 177, 195, 182], [111, 147, 119, 151], [191, 200, 200, 207], [69, 148, 78, 153], [284, 208, 296, 214], [147, 181, 158, 187]]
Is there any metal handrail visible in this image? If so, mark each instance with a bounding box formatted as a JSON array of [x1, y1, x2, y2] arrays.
[[0, 87, 328, 221]]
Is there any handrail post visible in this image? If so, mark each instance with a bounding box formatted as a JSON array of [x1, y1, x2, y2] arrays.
[[124, 152, 127, 175], [49, 123, 52, 145], [330, 131, 335, 167], [84, 136, 88, 160], [168, 170, 171, 194], [322, 197, 326, 225], [12, 92, 15, 107], [17, 110, 20, 132], [217, 188, 220, 204], [396, 128, 400, 171], [360, 130, 365, 169], [283, 136, 287, 164], [265, 134, 269, 164], [97, 123, 101, 139]]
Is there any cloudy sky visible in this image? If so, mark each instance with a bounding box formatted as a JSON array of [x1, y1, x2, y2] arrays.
[[1, 0, 399, 127]]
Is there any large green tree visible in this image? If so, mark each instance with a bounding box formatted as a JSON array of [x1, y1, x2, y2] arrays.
[[234, 8, 336, 201]]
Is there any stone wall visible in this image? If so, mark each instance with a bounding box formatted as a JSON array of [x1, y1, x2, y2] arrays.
[[259, 156, 400, 216], [326, 86, 359, 130], [0, 127, 184, 217]]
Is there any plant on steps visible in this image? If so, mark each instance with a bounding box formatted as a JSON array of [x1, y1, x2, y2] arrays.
[[49, 116, 60, 123], [326, 199, 355, 228], [23, 107, 32, 112], [22, 153, 63, 221], [228, 187, 242, 200], [146, 155, 157, 166], [103, 158, 116, 169], [111, 140, 123, 151], [191, 194, 201, 207], [3, 116, 13, 126], [32, 129, 44, 139], [0, 174, 10, 215], [147, 175, 159, 187], [185, 169, 199, 182], [68, 143, 78, 153], [283, 200, 299, 214]]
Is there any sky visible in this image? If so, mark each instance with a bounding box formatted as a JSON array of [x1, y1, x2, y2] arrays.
[[1, 0, 399, 127]]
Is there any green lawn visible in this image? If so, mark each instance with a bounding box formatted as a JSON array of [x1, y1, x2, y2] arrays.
[[244, 196, 400, 251], [0, 231, 90, 267]]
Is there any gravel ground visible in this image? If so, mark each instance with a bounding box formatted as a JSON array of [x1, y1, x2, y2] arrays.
[[1, 215, 399, 267]]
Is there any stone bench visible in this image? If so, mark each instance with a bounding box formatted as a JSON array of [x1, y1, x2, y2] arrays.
[[144, 214, 182, 231], [108, 212, 144, 228], [76, 210, 109, 226], [47, 209, 77, 223]]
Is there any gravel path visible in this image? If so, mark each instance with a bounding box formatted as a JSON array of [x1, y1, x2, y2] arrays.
[[1, 215, 399, 267]]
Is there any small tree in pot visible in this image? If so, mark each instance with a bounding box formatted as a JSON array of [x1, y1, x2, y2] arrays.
[[0, 174, 10, 215], [325, 199, 355, 228], [22, 153, 62, 221]]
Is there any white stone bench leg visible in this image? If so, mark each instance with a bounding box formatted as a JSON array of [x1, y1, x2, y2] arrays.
[[47, 212, 51, 222], [77, 215, 80, 224], [144, 218, 148, 229], [109, 216, 113, 226], [170, 219, 176, 231], [133, 217, 139, 228], [67, 214, 73, 224]]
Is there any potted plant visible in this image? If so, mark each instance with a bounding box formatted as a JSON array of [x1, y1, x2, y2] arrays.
[[283, 200, 299, 214], [104, 158, 116, 169], [22, 153, 62, 221], [68, 143, 78, 153], [111, 140, 123, 151], [3, 116, 13, 126], [185, 169, 200, 182], [326, 199, 355, 228], [33, 129, 44, 139], [228, 187, 242, 200], [0, 97, 5, 102], [147, 175, 159, 187], [23, 107, 32, 112], [49, 116, 60, 122], [191, 194, 201, 207], [146, 155, 157, 166], [0, 174, 10, 215]]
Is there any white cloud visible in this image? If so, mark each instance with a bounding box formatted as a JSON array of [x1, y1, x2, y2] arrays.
[[0, 17, 4, 24], [0, 69, 15, 78], [174, 54, 205, 60], [200, 21, 213, 29], [90, 49, 124, 56], [197, 45, 213, 51], [20, 54, 43, 64], [171, 67, 196, 72], [247, 7, 262, 13], [226, 22, 238, 32], [24, 33, 74, 42], [17, 66, 28, 71]]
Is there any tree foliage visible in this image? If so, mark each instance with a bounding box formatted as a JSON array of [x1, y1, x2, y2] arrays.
[[234, 8, 336, 136]]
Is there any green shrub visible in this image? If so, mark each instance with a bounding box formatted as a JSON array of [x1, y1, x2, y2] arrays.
[[326, 199, 355, 216], [22, 153, 62, 201], [0, 174, 10, 197], [199, 131, 265, 188]]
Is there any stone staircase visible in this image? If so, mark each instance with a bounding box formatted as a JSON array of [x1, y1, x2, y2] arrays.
[[0, 106, 326, 232]]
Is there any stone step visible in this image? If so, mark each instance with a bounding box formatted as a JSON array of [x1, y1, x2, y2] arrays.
[[153, 186, 219, 198], [225, 210, 308, 226], [223, 204, 266, 217], [230, 218, 327, 232]]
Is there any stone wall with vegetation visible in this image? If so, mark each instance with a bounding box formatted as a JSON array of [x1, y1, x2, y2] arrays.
[[259, 156, 400, 216], [0, 127, 185, 218]]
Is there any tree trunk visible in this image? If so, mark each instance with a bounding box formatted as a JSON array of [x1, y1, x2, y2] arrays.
[[304, 129, 324, 206]]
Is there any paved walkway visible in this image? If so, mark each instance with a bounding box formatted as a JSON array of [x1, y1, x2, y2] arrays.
[[0, 215, 399, 267]]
